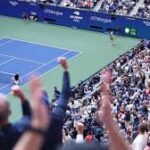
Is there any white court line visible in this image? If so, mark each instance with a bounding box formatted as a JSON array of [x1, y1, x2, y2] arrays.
[[0, 39, 13, 47], [20, 51, 82, 88], [0, 82, 12, 91], [0, 38, 82, 92], [4, 37, 81, 54], [0, 51, 70, 91], [0, 57, 16, 66], [0, 53, 45, 65], [1, 51, 81, 92], [20, 50, 71, 79]]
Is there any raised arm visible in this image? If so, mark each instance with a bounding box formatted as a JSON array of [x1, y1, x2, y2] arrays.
[[13, 77, 50, 150], [52, 57, 70, 120], [59, 57, 70, 105], [99, 70, 131, 150], [11, 85, 31, 117], [43, 57, 71, 150]]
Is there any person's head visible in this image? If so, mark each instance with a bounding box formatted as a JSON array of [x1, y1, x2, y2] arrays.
[[76, 122, 84, 134], [0, 93, 11, 125], [138, 123, 148, 134]]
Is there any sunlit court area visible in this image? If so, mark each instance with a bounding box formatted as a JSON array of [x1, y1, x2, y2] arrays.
[[0, 0, 150, 150]]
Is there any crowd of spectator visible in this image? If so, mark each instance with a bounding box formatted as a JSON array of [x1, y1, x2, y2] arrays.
[[99, 0, 138, 15], [60, 0, 98, 9], [1, 39, 150, 149], [24, 0, 99, 9], [53, 40, 150, 149], [135, 0, 150, 19], [22, 0, 150, 19], [0, 56, 131, 150]]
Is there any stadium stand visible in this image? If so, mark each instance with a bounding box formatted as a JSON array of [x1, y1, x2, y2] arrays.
[[99, 0, 138, 15], [2, 40, 149, 150], [60, 0, 99, 9], [57, 40, 150, 148], [25, 0, 100, 9], [14, 0, 150, 19], [135, 0, 150, 19]]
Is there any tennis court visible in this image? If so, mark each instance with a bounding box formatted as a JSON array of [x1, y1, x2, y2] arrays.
[[0, 16, 140, 121], [0, 38, 79, 94]]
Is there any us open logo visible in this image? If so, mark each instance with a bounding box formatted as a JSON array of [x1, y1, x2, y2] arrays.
[[9, 1, 18, 6], [70, 11, 83, 23], [73, 11, 80, 16]]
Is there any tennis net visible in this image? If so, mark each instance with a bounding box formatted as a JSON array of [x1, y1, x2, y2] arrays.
[[0, 71, 15, 83]]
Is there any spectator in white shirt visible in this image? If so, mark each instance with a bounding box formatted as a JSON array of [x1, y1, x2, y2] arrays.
[[75, 122, 85, 143], [132, 123, 148, 150]]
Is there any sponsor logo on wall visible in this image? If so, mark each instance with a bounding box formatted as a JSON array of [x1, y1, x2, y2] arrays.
[[90, 16, 111, 23], [70, 11, 83, 23], [143, 21, 150, 26], [44, 9, 63, 16]]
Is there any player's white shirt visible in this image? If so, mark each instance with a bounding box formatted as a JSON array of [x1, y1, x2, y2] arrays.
[[110, 31, 113, 35], [110, 31, 114, 40]]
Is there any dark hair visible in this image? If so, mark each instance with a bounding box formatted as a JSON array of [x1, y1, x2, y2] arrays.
[[139, 123, 148, 134]]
